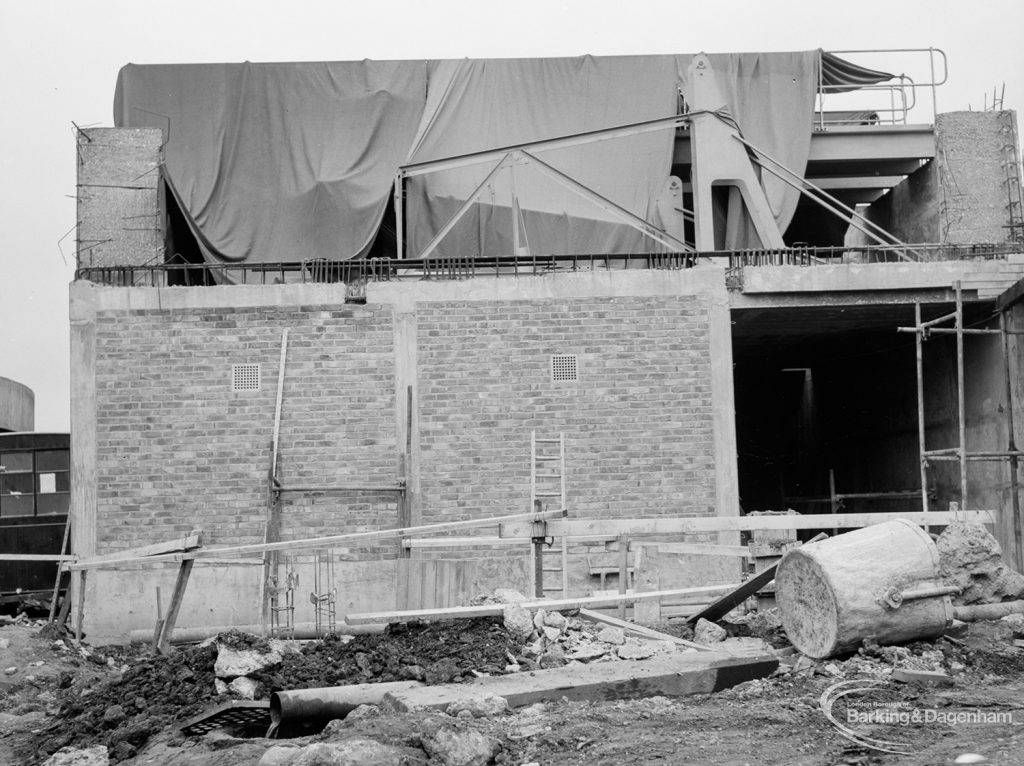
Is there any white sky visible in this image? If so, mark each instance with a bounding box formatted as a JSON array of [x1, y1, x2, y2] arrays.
[[1, 0, 1022, 432]]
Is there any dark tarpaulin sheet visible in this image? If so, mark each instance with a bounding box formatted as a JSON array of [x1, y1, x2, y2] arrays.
[[115, 61, 427, 264], [820, 51, 895, 92], [404, 55, 679, 259], [114, 51, 861, 263]]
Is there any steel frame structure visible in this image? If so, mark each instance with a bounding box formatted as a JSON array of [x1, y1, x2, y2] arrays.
[[898, 282, 1024, 569]]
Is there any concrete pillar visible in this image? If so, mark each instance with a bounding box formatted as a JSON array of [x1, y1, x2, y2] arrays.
[[76, 127, 164, 276]]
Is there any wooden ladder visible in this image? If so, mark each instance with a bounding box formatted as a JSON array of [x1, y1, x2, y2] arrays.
[[530, 432, 568, 597]]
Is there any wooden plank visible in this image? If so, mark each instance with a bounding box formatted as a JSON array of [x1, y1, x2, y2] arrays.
[[422, 560, 437, 610], [403, 534, 625, 549], [629, 542, 750, 557], [156, 559, 195, 654], [345, 583, 740, 625], [403, 536, 512, 549], [0, 554, 77, 562], [685, 532, 828, 626], [578, 608, 710, 651], [499, 511, 995, 539], [617, 535, 628, 619], [78, 531, 202, 564], [396, 559, 409, 611], [48, 513, 74, 622], [74, 570, 87, 642], [382, 651, 778, 711], [67, 509, 567, 571]]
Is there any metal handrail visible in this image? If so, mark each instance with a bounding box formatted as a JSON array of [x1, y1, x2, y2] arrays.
[[817, 48, 948, 129]]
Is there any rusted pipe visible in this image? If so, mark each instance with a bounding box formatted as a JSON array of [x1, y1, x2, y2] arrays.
[[128, 622, 385, 645]]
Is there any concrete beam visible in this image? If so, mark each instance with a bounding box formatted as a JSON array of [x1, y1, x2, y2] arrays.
[[382, 652, 779, 711], [739, 259, 1024, 296], [674, 124, 935, 167]]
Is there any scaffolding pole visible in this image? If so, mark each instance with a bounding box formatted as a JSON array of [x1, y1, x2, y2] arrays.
[[902, 284, 1024, 567]]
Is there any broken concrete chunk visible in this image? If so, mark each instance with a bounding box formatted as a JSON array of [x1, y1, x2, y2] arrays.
[[258, 745, 302, 766], [542, 626, 562, 643], [566, 645, 608, 662], [522, 638, 544, 659], [229, 676, 260, 700], [1001, 613, 1024, 636], [616, 642, 657, 661], [597, 627, 626, 645], [42, 746, 110, 766], [290, 738, 423, 766], [215, 644, 283, 679], [937, 522, 1024, 605], [693, 618, 727, 644], [502, 605, 535, 642], [420, 725, 499, 766], [493, 588, 527, 604], [532, 609, 547, 632], [539, 644, 567, 668], [543, 611, 567, 630], [445, 692, 509, 719], [214, 679, 229, 695], [892, 667, 953, 686], [345, 703, 382, 721]]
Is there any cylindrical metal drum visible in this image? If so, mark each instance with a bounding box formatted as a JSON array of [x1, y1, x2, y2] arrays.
[[776, 519, 953, 659]]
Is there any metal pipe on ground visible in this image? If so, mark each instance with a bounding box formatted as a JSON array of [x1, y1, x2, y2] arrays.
[[127, 622, 386, 645], [952, 600, 1024, 622], [269, 681, 422, 735]]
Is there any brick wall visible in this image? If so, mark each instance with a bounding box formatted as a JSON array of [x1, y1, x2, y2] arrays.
[[415, 295, 717, 525], [93, 303, 397, 556]]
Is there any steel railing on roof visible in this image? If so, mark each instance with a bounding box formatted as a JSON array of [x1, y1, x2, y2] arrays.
[[73, 243, 1022, 288], [816, 48, 948, 129]]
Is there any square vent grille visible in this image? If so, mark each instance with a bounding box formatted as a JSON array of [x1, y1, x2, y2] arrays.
[[551, 354, 578, 382], [231, 364, 261, 392]]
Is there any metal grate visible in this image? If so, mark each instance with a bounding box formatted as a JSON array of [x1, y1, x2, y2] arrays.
[[181, 701, 271, 736], [551, 354, 578, 382], [231, 364, 261, 392]]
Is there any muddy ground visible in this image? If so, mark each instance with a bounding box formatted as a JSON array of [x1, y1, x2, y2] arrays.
[[1, 614, 1023, 765]]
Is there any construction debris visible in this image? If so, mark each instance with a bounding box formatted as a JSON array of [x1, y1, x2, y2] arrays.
[[3, 585, 1024, 765], [937, 522, 1024, 605]]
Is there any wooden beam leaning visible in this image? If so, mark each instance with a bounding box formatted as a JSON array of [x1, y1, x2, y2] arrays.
[[345, 583, 740, 625], [499, 511, 995, 539], [156, 559, 195, 654], [577, 608, 710, 651], [67, 510, 567, 571]]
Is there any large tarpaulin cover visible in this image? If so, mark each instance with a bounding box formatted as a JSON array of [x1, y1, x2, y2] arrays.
[[404, 55, 679, 258], [113, 51, 848, 263], [115, 61, 427, 263]]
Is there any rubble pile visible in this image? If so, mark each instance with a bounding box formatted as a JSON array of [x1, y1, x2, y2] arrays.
[[937, 522, 1024, 605]]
